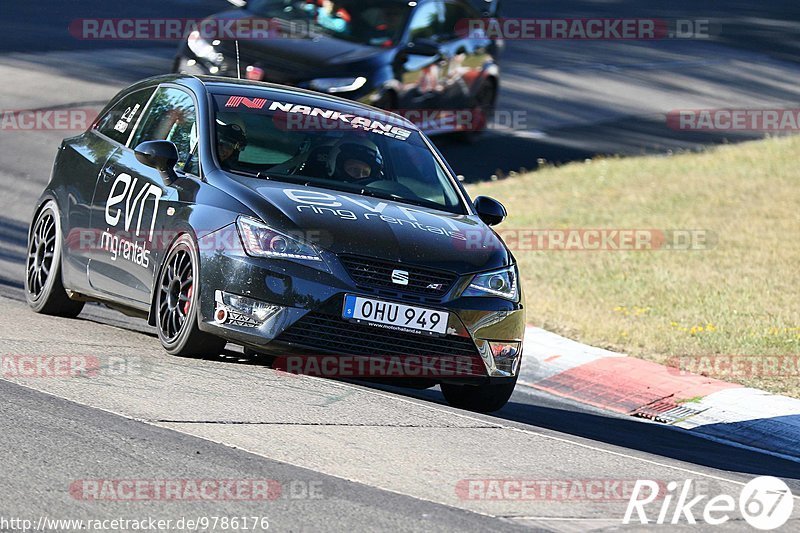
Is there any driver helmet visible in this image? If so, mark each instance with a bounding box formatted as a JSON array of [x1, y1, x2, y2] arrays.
[[218, 121, 248, 152], [328, 136, 384, 181]]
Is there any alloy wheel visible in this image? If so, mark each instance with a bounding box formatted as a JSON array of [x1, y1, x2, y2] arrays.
[[158, 248, 194, 342], [26, 210, 56, 299]]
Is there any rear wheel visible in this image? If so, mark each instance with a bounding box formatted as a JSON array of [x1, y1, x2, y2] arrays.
[[25, 201, 84, 317], [441, 378, 517, 413], [156, 235, 226, 357]]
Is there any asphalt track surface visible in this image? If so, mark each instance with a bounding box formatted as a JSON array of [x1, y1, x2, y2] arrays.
[[1, 1, 800, 531]]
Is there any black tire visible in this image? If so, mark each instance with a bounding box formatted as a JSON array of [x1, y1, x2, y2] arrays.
[[373, 90, 397, 113], [454, 80, 497, 144], [156, 235, 226, 357], [25, 201, 84, 317], [441, 378, 517, 413], [244, 348, 276, 366]]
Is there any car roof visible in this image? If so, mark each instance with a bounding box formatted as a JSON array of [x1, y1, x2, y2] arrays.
[[130, 74, 418, 131]]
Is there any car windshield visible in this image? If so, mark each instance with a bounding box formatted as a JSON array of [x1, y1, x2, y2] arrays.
[[212, 93, 467, 214], [247, 0, 412, 47]]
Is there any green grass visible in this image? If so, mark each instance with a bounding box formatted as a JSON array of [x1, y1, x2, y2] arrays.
[[467, 136, 800, 396]]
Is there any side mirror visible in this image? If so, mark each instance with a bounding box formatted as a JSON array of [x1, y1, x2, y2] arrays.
[[474, 196, 506, 226], [407, 37, 442, 57], [135, 141, 180, 185]]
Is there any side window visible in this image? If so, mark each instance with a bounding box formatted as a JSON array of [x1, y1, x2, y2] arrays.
[[442, 2, 475, 42], [408, 2, 444, 41], [130, 87, 198, 171], [94, 88, 155, 145]]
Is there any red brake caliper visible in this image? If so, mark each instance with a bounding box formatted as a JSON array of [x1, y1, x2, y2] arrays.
[[183, 285, 193, 315]]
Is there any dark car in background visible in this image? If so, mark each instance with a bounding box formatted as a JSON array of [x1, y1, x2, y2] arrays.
[[25, 74, 524, 412], [174, 0, 503, 136]]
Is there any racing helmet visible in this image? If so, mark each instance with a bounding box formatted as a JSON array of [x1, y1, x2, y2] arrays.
[[328, 136, 384, 181], [217, 120, 248, 151]]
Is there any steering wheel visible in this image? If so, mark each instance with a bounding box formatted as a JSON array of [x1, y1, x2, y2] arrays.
[[348, 176, 382, 186], [360, 179, 418, 198]]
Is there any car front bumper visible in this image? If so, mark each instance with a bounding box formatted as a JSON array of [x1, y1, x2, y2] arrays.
[[196, 226, 525, 384]]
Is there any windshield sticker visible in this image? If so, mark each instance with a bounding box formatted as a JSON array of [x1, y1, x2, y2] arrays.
[[225, 96, 268, 110], [113, 103, 140, 134], [221, 96, 413, 141], [270, 101, 413, 141]]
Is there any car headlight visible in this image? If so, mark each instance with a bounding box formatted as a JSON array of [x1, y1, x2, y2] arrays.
[[309, 77, 368, 94], [236, 217, 322, 262], [187, 30, 223, 64], [462, 266, 518, 301]]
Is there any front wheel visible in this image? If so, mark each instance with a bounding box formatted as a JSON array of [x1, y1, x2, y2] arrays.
[[156, 235, 226, 357], [454, 81, 497, 143], [441, 378, 517, 413], [25, 201, 84, 317]]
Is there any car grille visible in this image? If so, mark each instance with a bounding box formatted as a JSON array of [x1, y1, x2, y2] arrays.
[[275, 311, 487, 377], [339, 255, 458, 301]]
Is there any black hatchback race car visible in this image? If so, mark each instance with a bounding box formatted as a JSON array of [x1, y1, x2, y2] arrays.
[[25, 74, 524, 412], [174, 0, 502, 136]]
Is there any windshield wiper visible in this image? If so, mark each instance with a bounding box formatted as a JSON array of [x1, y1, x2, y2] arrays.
[[360, 187, 448, 212], [255, 172, 312, 186], [227, 169, 311, 186], [226, 169, 260, 179], [358, 188, 401, 201]]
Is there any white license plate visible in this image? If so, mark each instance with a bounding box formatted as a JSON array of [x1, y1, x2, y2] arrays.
[[342, 295, 449, 336]]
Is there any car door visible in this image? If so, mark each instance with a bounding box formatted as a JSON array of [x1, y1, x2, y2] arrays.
[[60, 87, 155, 291], [88, 85, 199, 305], [396, 0, 448, 112]]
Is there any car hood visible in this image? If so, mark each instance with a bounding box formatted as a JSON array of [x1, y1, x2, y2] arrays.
[[209, 11, 388, 81], [232, 177, 510, 274]]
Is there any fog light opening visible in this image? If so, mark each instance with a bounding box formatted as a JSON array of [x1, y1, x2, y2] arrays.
[[214, 291, 282, 328], [488, 341, 521, 374]]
